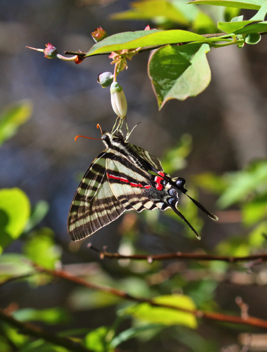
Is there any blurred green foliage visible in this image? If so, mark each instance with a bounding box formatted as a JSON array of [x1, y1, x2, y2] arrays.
[[1, 1, 267, 351]]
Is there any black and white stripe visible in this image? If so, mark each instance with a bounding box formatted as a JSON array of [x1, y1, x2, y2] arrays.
[[68, 129, 217, 241]]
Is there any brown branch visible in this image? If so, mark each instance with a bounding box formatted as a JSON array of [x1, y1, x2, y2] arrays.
[[88, 244, 267, 264], [34, 264, 267, 330], [0, 308, 91, 352]]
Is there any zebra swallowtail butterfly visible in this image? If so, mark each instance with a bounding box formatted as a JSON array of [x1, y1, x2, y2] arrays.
[[68, 128, 218, 241]]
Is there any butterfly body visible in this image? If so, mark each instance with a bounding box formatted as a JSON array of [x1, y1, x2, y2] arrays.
[[68, 130, 217, 241]]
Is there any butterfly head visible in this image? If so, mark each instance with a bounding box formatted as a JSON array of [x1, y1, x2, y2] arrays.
[[101, 129, 125, 149]]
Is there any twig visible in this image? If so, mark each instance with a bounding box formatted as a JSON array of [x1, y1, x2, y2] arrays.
[[88, 244, 267, 263], [0, 308, 91, 352], [34, 264, 267, 330]]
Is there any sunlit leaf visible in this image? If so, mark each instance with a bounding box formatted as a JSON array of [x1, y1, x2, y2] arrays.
[[13, 307, 70, 325], [247, 221, 267, 247], [23, 228, 61, 269], [124, 294, 197, 328], [86, 30, 211, 56], [148, 43, 211, 107], [190, 0, 264, 10], [0, 100, 32, 146], [242, 195, 267, 225], [0, 254, 33, 283], [218, 20, 254, 33], [0, 188, 31, 253], [235, 20, 267, 33], [84, 327, 109, 352]]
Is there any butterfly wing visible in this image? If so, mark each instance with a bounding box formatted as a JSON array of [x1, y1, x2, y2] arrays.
[[129, 144, 164, 172], [68, 152, 125, 241], [106, 155, 165, 213]]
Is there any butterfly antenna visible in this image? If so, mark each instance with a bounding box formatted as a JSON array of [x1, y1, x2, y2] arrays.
[[171, 205, 201, 240], [75, 135, 101, 142], [96, 124, 103, 135]]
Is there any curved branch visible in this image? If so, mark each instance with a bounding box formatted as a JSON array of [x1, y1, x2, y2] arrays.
[[88, 244, 267, 263], [0, 308, 90, 352], [34, 264, 267, 330]]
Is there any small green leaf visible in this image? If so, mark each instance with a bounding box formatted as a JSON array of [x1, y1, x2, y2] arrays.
[[124, 294, 197, 328], [110, 0, 190, 25], [190, 0, 264, 10], [86, 30, 211, 56], [110, 324, 163, 348], [0, 188, 31, 253], [0, 100, 32, 146], [84, 327, 109, 352], [23, 228, 61, 269], [217, 20, 254, 33], [149, 43, 211, 107], [13, 308, 70, 325], [245, 32, 261, 44]]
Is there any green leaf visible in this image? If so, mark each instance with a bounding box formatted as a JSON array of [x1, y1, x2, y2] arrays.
[[245, 32, 261, 44], [68, 288, 121, 310], [84, 327, 110, 352], [224, 6, 241, 22], [23, 200, 49, 233], [13, 308, 70, 325], [124, 294, 197, 328], [0, 188, 31, 253], [148, 43, 211, 108], [235, 20, 267, 33], [217, 160, 267, 208], [248, 221, 267, 247], [23, 228, 61, 269], [242, 195, 267, 225], [161, 134, 192, 174], [217, 20, 254, 33], [250, 0, 267, 20], [110, 324, 163, 348], [0, 254, 33, 283], [110, 0, 190, 25], [193, 172, 227, 194], [190, 0, 264, 10], [86, 30, 211, 56], [0, 100, 32, 146]]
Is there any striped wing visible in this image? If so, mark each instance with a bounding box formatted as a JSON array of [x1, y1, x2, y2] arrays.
[[129, 144, 163, 172], [106, 156, 164, 213], [68, 152, 125, 241]]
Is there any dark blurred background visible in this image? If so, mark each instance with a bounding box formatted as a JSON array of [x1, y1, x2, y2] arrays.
[[1, 1, 267, 350]]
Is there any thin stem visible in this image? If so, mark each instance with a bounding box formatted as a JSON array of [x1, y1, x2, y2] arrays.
[[33, 264, 267, 330], [88, 244, 267, 263]]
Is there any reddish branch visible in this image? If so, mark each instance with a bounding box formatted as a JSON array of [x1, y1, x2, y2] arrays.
[[88, 244, 267, 263], [35, 264, 267, 330], [0, 308, 90, 352]]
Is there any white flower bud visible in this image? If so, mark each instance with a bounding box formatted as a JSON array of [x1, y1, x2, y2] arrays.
[[110, 82, 127, 119]]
